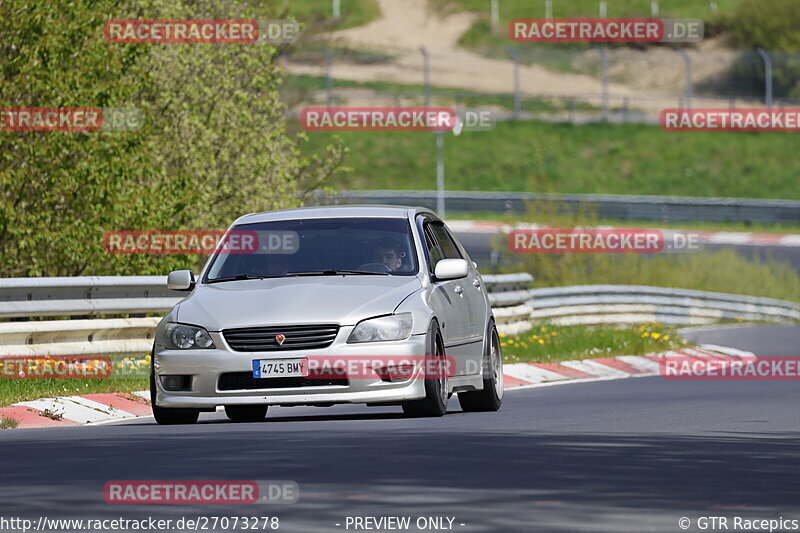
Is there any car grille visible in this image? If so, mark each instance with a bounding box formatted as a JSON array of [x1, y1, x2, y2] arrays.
[[222, 324, 339, 352], [218, 372, 349, 391]]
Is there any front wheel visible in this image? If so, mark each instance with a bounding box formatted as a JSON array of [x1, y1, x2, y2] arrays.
[[402, 322, 448, 418], [458, 324, 503, 412]]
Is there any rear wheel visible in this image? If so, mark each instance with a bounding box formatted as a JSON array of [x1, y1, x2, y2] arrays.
[[402, 322, 448, 418], [150, 361, 200, 425], [458, 324, 503, 412], [225, 405, 268, 422]]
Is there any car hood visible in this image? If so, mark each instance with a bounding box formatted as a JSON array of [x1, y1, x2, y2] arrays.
[[176, 275, 422, 330]]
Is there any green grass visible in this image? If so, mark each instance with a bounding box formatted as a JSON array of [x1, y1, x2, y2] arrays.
[[502, 322, 687, 364], [282, 74, 598, 112], [447, 211, 800, 234], [433, 0, 741, 50], [0, 417, 19, 429], [282, 0, 380, 29], [0, 354, 150, 407], [301, 120, 800, 200]]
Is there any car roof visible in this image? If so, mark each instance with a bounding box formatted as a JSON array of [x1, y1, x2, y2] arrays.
[[233, 205, 436, 224]]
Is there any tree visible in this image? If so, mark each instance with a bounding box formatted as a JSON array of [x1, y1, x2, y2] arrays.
[[0, 0, 344, 277]]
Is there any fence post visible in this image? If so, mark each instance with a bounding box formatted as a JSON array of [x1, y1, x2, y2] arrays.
[[709, 1, 718, 15], [650, 1, 659, 16], [420, 46, 431, 108], [436, 133, 445, 218], [545, 0, 552, 19], [324, 48, 333, 107], [599, 0, 607, 18], [756, 48, 773, 108], [490, 0, 500, 33], [594, 45, 608, 121], [676, 47, 692, 109], [332, 0, 341, 19], [508, 46, 521, 120]]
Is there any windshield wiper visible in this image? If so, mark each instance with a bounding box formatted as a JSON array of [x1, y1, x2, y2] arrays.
[[206, 274, 276, 284], [286, 269, 390, 276]]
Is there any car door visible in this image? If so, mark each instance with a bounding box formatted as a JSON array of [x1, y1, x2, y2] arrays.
[[419, 217, 471, 376], [441, 222, 488, 341], [429, 221, 486, 375]]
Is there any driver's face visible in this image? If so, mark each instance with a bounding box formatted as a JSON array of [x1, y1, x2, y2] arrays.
[[373, 247, 402, 271]]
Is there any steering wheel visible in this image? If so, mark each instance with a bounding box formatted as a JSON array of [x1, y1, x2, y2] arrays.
[[357, 262, 392, 273]]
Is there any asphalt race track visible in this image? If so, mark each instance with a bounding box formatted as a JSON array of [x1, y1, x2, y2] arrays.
[[0, 324, 798, 532]]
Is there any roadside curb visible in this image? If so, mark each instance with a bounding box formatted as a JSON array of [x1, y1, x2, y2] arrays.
[[0, 345, 753, 429], [445, 220, 800, 248], [503, 344, 755, 390]]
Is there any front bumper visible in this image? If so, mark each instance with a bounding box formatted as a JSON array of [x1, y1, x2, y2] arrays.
[[153, 327, 428, 408]]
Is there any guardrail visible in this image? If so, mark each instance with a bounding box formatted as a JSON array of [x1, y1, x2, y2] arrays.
[[528, 285, 800, 326], [482, 273, 535, 335], [0, 273, 535, 355], [0, 276, 179, 319], [316, 190, 800, 225]]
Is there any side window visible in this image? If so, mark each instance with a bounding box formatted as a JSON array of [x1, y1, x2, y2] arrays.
[[423, 222, 444, 269], [430, 223, 462, 260]]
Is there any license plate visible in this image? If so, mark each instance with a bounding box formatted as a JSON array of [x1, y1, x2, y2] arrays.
[[252, 358, 308, 379]]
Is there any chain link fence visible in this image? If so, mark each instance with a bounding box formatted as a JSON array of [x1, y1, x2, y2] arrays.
[[279, 43, 800, 124]]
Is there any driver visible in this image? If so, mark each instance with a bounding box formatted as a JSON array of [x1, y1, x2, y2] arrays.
[[371, 241, 403, 272]]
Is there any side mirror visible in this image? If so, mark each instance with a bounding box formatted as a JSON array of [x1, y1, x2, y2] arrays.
[[434, 259, 469, 280], [167, 270, 195, 291]]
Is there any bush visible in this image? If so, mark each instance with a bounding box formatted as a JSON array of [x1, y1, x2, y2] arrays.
[[0, 0, 345, 277], [499, 201, 800, 302]]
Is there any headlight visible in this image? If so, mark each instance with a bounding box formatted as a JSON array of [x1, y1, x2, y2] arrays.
[[164, 323, 216, 350], [347, 313, 413, 343]]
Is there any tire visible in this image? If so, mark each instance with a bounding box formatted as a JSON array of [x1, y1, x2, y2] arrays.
[[458, 323, 503, 412], [225, 405, 268, 422], [402, 321, 448, 418], [150, 360, 200, 425]]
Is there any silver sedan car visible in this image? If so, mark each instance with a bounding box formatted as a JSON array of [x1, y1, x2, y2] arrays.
[[151, 205, 503, 424]]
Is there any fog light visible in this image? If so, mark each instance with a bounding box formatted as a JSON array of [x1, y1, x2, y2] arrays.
[[374, 363, 417, 383], [160, 375, 191, 391]]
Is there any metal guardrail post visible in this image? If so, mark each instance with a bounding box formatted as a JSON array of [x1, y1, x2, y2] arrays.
[[756, 48, 773, 108], [490, 0, 500, 33], [324, 48, 334, 108], [594, 46, 609, 121], [508, 46, 521, 120], [420, 46, 431, 108], [676, 48, 692, 109], [436, 133, 445, 218]]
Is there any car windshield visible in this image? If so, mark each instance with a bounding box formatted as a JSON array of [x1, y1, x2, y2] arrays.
[[204, 217, 418, 281]]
